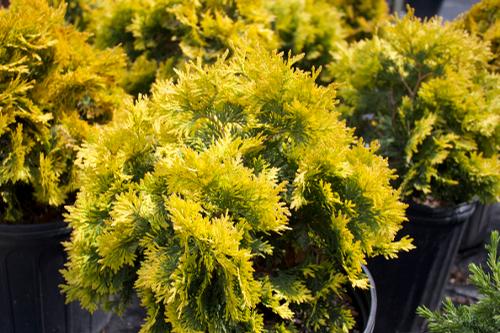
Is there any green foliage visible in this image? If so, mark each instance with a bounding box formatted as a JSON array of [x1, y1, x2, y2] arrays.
[[418, 231, 500, 333], [454, 0, 500, 72], [332, 13, 500, 204], [0, 0, 127, 223], [268, 0, 389, 84], [72, 0, 389, 92], [62, 46, 412, 332], [268, 0, 347, 84], [327, 0, 389, 40], [48, 0, 102, 31], [86, 0, 277, 95]]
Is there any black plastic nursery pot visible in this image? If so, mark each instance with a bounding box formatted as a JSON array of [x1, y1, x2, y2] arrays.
[[367, 201, 475, 333], [460, 203, 500, 254], [0, 221, 111, 333], [405, 0, 444, 18]]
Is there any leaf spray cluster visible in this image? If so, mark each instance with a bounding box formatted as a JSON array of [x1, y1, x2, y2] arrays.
[[84, 0, 277, 95], [65, 0, 388, 93], [332, 13, 500, 205], [0, 0, 127, 223], [454, 0, 500, 72]]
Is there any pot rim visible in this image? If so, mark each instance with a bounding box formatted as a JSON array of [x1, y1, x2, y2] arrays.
[[0, 220, 69, 240], [363, 264, 377, 333], [406, 200, 477, 225]]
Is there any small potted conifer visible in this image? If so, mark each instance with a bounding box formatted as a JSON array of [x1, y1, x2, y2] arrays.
[[0, 0, 127, 331], [454, 0, 500, 252], [332, 12, 500, 333], [61, 46, 413, 332], [268, 0, 390, 84], [69, 0, 386, 91], [268, 0, 347, 84], [327, 0, 389, 40], [80, 0, 277, 95]]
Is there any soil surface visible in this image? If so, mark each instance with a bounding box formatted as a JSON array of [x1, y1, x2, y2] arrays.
[[443, 209, 500, 307]]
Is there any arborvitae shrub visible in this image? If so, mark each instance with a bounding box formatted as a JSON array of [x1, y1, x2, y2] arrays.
[[332, 13, 500, 205], [327, 0, 389, 40], [75, 0, 387, 92], [86, 0, 277, 95], [48, 0, 99, 31], [268, 0, 347, 84], [418, 231, 500, 333], [268, 0, 389, 83], [62, 47, 412, 332], [0, 0, 127, 223], [454, 0, 500, 72]]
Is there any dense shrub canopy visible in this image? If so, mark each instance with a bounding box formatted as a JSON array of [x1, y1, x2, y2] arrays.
[[454, 0, 500, 72], [86, 0, 277, 95], [332, 13, 500, 205], [268, 0, 388, 83], [268, 0, 347, 84], [327, 0, 388, 40], [69, 0, 388, 92], [0, 0, 127, 223], [62, 47, 411, 332], [49, 0, 101, 31]]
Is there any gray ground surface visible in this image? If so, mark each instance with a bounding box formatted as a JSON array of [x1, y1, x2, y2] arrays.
[[444, 209, 500, 307], [444, 250, 487, 306], [101, 1, 487, 331]]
